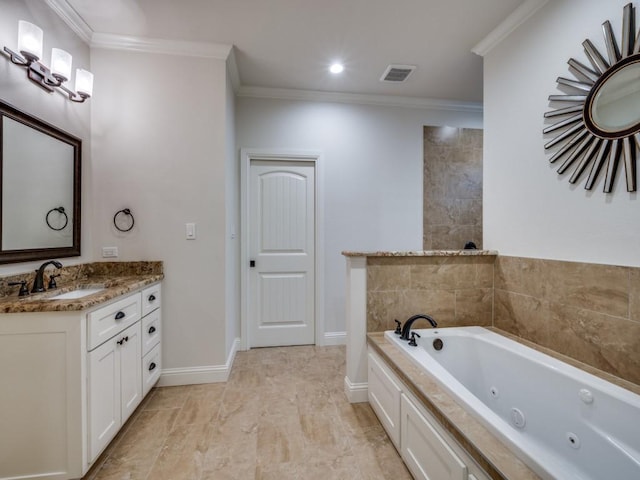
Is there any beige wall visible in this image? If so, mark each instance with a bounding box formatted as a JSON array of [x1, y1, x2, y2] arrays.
[[423, 126, 482, 250], [90, 48, 232, 369], [367, 255, 640, 386]]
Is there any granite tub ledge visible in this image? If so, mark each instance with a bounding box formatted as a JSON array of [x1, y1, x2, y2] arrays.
[[0, 262, 163, 314], [342, 249, 498, 257]]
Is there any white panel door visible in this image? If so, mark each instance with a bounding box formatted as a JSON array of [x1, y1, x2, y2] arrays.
[[249, 160, 315, 347]]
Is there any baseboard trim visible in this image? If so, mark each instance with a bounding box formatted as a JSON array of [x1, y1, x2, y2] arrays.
[[344, 376, 368, 403], [323, 331, 346, 346], [158, 338, 240, 386]]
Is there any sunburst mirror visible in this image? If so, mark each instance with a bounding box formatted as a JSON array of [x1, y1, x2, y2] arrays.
[[544, 2, 640, 193]]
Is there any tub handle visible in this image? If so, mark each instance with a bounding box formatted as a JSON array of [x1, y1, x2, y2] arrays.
[[394, 319, 402, 335], [409, 332, 421, 347]]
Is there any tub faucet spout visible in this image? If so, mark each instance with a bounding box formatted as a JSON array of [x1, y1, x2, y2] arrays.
[[400, 314, 437, 341]]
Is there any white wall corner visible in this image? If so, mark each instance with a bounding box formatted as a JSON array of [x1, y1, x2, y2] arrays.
[[158, 338, 240, 386], [323, 331, 347, 346], [45, 0, 93, 44], [344, 376, 368, 404], [226, 46, 241, 93], [472, 0, 550, 57]]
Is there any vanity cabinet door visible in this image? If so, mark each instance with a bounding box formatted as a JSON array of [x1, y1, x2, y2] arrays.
[[120, 321, 142, 424], [400, 394, 467, 480], [88, 321, 142, 462], [368, 351, 402, 448], [88, 335, 121, 462]]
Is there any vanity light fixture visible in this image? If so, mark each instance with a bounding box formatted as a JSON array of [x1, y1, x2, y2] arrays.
[[2, 20, 93, 103]]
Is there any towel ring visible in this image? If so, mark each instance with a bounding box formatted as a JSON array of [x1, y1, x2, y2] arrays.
[[113, 208, 135, 232], [45, 207, 69, 231]]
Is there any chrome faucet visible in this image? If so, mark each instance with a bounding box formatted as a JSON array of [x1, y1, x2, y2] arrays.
[[400, 313, 437, 341], [31, 260, 63, 293]]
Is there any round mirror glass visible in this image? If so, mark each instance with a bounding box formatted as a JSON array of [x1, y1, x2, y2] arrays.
[[591, 60, 640, 133]]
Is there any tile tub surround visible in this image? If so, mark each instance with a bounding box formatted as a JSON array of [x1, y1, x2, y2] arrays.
[[495, 255, 640, 386], [344, 251, 640, 401], [365, 253, 496, 332], [85, 345, 412, 480], [342, 250, 497, 402], [0, 261, 163, 313], [423, 126, 483, 251]]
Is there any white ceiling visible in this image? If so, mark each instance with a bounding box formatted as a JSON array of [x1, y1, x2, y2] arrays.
[[61, 0, 529, 103]]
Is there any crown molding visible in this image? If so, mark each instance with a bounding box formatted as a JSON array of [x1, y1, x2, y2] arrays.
[[91, 33, 233, 59], [472, 0, 550, 57], [45, 0, 93, 44], [237, 86, 483, 113]]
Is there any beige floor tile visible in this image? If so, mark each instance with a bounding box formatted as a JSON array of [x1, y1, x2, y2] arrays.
[[86, 345, 411, 480], [145, 423, 213, 480], [256, 414, 305, 466]]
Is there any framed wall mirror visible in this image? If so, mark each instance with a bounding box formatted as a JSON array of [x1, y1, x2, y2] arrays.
[[0, 100, 81, 264], [544, 2, 640, 193]]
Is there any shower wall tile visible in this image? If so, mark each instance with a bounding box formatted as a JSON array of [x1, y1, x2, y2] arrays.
[[366, 256, 495, 333], [423, 126, 483, 250], [366, 253, 640, 386]]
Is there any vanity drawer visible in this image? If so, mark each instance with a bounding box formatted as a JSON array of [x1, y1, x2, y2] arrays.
[[141, 284, 161, 317], [142, 343, 161, 397], [142, 308, 161, 356], [88, 293, 142, 351]]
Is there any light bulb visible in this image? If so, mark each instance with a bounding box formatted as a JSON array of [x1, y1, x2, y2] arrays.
[[51, 48, 72, 82], [329, 63, 344, 74], [17, 20, 43, 61], [75, 69, 93, 97]]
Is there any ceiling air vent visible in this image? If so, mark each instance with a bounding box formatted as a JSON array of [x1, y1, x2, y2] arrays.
[[380, 64, 416, 83]]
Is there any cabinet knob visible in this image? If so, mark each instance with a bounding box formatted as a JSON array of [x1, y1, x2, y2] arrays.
[[115, 311, 125, 320], [148, 294, 156, 302], [148, 326, 156, 334], [149, 362, 156, 372], [116, 336, 129, 345]]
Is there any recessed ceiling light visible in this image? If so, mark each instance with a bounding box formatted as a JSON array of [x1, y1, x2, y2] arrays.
[[329, 63, 344, 74]]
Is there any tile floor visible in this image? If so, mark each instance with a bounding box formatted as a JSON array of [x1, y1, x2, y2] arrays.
[[86, 345, 413, 480]]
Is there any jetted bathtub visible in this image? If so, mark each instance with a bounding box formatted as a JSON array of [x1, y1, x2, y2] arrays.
[[384, 326, 640, 480]]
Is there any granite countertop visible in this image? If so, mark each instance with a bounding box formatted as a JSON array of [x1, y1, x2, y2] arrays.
[[0, 262, 163, 314], [367, 331, 540, 480], [342, 250, 499, 257]]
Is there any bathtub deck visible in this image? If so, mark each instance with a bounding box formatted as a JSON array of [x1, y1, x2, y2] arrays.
[[367, 331, 541, 480]]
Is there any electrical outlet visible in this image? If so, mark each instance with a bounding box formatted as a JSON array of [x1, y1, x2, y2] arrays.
[[102, 246, 118, 258]]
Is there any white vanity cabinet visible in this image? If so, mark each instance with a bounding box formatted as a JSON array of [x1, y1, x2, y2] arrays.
[[0, 282, 162, 480], [368, 348, 490, 480]]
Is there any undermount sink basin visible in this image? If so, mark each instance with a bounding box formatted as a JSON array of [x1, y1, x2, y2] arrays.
[[48, 288, 105, 300]]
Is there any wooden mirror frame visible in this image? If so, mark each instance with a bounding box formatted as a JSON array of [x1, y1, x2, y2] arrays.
[[0, 100, 81, 264]]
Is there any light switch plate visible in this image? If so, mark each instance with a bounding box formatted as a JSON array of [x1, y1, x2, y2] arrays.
[[186, 223, 196, 240], [102, 246, 118, 258]]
